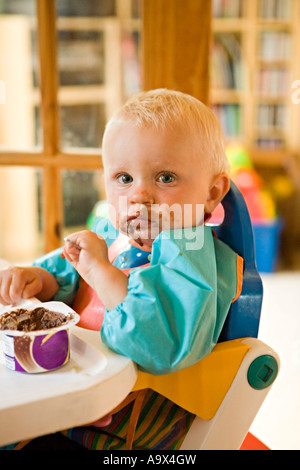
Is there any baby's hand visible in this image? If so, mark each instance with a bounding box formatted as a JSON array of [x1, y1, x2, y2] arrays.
[[63, 230, 128, 310], [62, 230, 110, 285], [0, 267, 43, 305]]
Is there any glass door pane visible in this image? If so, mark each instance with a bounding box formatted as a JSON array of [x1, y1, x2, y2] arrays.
[[55, 0, 142, 236], [0, 167, 42, 264], [0, 0, 42, 150], [56, 0, 142, 151]]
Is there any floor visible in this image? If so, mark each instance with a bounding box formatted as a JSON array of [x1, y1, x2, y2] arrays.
[[250, 271, 300, 450]]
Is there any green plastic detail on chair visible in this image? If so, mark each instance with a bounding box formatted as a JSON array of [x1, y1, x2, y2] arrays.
[[247, 355, 279, 390]]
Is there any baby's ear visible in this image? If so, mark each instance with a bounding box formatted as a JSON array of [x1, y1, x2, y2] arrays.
[[205, 173, 230, 214]]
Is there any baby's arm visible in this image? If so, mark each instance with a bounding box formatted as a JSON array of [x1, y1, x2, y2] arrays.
[[0, 266, 59, 305], [62, 230, 128, 310]]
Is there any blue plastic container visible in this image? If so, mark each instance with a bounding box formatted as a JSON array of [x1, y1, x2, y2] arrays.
[[252, 219, 282, 273]]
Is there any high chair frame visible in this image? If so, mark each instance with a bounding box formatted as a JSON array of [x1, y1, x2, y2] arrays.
[[179, 337, 279, 450], [132, 181, 279, 450], [0, 183, 279, 450], [179, 181, 280, 449]]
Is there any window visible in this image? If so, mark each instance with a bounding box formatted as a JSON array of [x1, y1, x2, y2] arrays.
[[0, 0, 141, 263], [0, 0, 212, 265]]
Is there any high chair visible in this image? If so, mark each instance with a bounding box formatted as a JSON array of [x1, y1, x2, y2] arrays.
[[129, 181, 280, 450], [0, 183, 279, 450]]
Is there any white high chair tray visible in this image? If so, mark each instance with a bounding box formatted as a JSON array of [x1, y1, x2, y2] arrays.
[[0, 316, 137, 447]]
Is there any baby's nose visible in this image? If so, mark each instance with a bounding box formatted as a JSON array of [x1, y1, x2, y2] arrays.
[[129, 185, 154, 205]]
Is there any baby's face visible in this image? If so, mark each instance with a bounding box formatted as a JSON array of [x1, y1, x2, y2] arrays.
[[103, 120, 226, 247]]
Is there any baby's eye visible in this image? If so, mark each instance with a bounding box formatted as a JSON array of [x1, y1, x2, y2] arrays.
[[117, 173, 133, 184], [157, 173, 176, 184]]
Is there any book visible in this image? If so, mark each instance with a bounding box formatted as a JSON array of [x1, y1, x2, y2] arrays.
[[213, 104, 242, 138], [259, 0, 291, 19], [212, 33, 242, 89], [256, 68, 290, 95], [259, 31, 291, 61], [257, 104, 287, 129], [213, 0, 242, 18]]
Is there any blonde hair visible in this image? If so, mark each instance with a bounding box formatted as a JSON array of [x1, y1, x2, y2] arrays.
[[103, 89, 229, 174]]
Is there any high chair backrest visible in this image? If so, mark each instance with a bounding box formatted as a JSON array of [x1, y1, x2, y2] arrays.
[[213, 181, 263, 342]]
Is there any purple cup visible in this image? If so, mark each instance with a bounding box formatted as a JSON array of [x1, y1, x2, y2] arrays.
[[0, 302, 80, 374]]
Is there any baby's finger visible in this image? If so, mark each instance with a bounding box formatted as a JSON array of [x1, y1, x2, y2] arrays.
[[0, 276, 13, 305], [62, 246, 79, 265], [22, 277, 42, 299], [8, 272, 30, 304], [61, 247, 71, 262], [7, 270, 30, 304], [64, 237, 82, 251], [9, 283, 24, 304]]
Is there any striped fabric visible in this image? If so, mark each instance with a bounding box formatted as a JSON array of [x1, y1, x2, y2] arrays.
[[62, 389, 195, 450]]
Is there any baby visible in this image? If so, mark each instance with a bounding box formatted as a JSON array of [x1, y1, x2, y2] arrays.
[[0, 89, 241, 374], [0, 89, 243, 449]]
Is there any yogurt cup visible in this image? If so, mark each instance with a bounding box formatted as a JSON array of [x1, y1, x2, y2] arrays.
[[0, 301, 80, 373]]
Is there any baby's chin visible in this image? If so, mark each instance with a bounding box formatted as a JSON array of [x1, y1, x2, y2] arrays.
[[118, 219, 160, 248], [133, 237, 154, 249], [120, 228, 156, 248]]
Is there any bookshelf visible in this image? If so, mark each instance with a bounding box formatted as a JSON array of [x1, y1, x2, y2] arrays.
[[211, 0, 300, 165], [211, 0, 300, 268]]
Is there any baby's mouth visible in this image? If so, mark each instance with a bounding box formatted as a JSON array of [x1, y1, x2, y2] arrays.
[[127, 213, 152, 232], [120, 209, 159, 243]]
